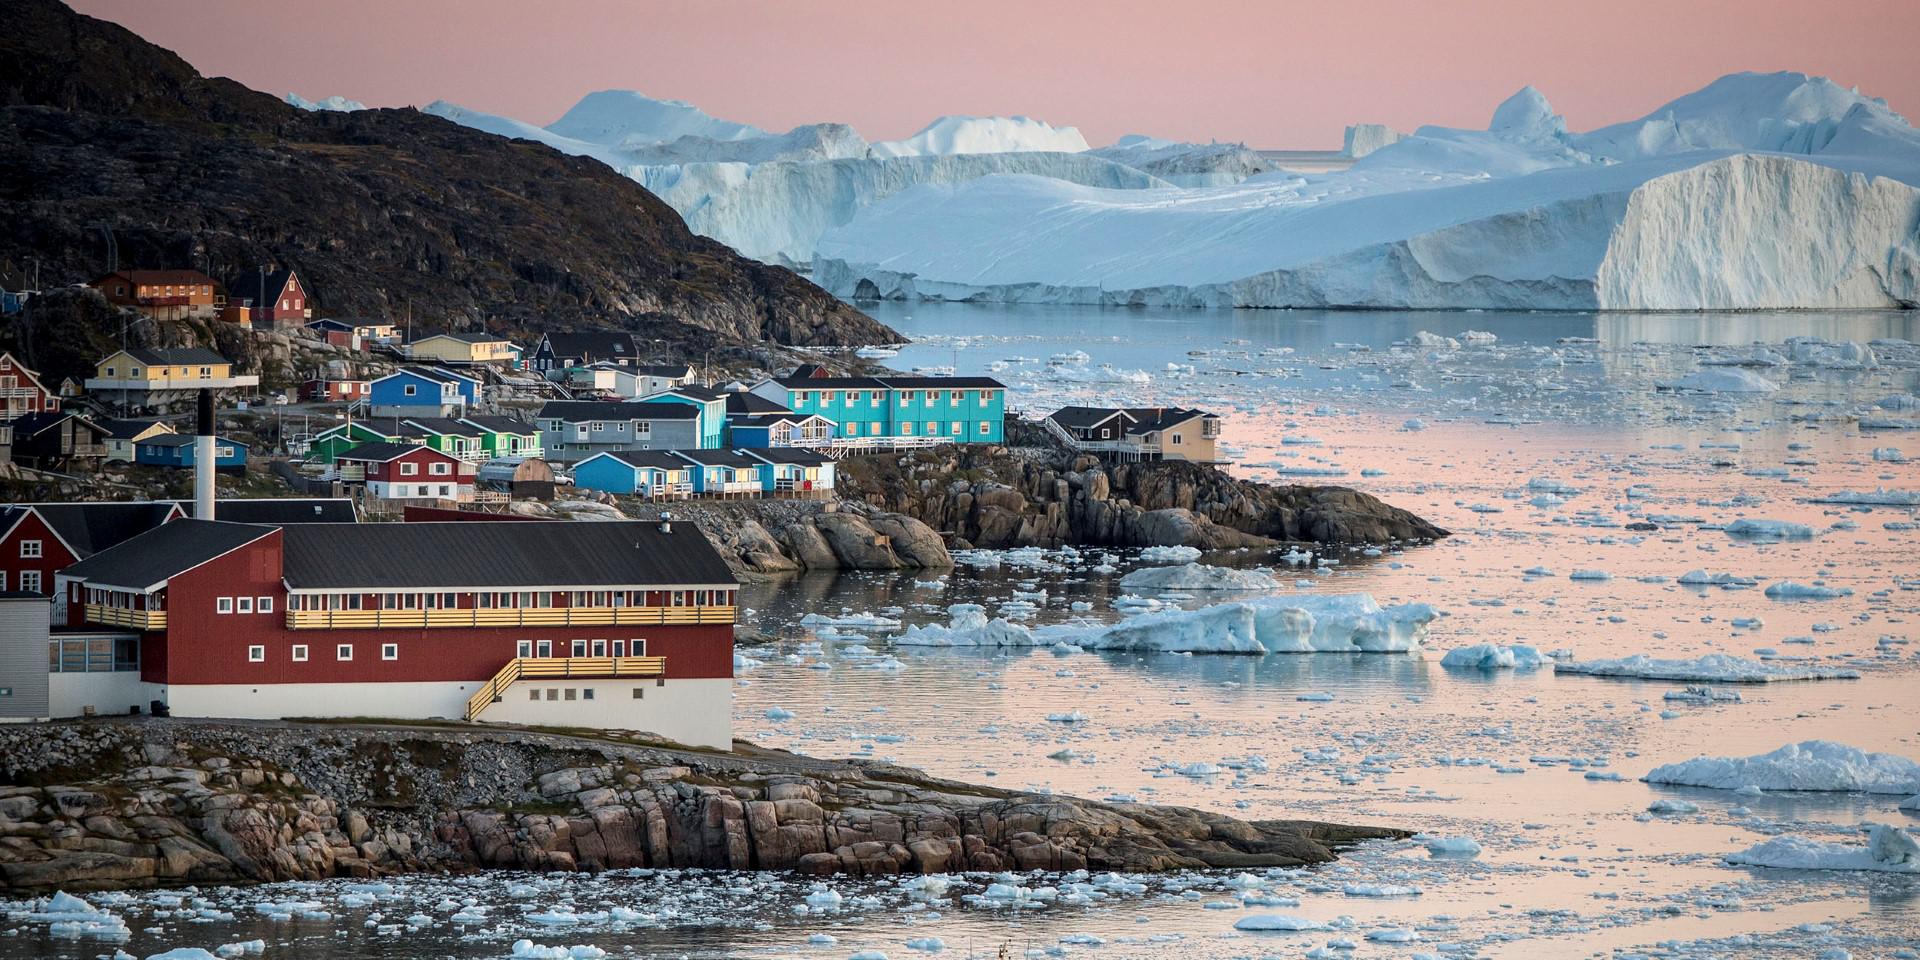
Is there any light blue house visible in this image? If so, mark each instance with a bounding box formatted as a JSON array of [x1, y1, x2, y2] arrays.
[[571, 450, 693, 498], [638, 386, 728, 448], [369, 367, 480, 417], [749, 369, 1006, 444], [134, 434, 248, 472]]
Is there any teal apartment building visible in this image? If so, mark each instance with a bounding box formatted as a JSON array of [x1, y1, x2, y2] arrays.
[[748, 368, 1007, 444]]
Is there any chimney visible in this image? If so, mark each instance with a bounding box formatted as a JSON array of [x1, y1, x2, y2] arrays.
[[194, 388, 216, 521], [658, 511, 673, 535]]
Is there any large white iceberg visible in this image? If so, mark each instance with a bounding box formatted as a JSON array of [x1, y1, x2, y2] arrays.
[[870, 115, 1089, 157], [1726, 825, 1919, 873], [813, 73, 1920, 310], [1644, 741, 1920, 793], [894, 596, 1435, 655], [1116, 563, 1277, 592]]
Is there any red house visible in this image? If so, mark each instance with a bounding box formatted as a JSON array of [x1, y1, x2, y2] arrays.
[[336, 442, 475, 501], [54, 519, 737, 748], [0, 502, 179, 600], [301, 378, 370, 402], [0, 351, 59, 419], [226, 267, 311, 330]]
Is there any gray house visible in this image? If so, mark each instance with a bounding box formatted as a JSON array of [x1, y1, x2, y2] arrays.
[[537, 400, 703, 463], [0, 592, 49, 720]]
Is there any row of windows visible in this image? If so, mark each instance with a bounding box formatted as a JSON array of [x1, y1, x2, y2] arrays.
[[380, 461, 455, 476], [48, 636, 139, 673], [287, 590, 733, 611], [839, 421, 995, 437], [248, 642, 396, 663], [378, 483, 462, 498], [0, 571, 43, 593], [216, 596, 275, 614], [516, 639, 646, 658], [100, 366, 218, 379], [526, 687, 654, 702], [793, 389, 996, 407]]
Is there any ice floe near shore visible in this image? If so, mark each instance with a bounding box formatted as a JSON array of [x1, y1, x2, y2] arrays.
[[1554, 654, 1860, 683], [1116, 563, 1277, 591], [1439, 643, 1547, 669], [1727, 825, 1919, 873], [1645, 741, 1920, 793], [895, 596, 1435, 654]]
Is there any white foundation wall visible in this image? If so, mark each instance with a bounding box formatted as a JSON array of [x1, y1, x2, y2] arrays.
[[161, 678, 733, 750], [485, 677, 732, 750], [50, 673, 164, 720]]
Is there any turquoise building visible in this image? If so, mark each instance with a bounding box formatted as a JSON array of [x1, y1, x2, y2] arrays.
[[637, 386, 728, 448], [748, 371, 1006, 444]]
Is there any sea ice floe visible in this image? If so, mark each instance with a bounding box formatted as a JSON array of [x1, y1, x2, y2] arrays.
[[1658, 368, 1780, 393], [1644, 741, 1920, 794], [1233, 914, 1331, 931], [1138, 545, 1203, 563], [1764, 580, 1853, 599], [1726, 824, 1919, 873], [1116, 563, 1277, 591], [1440, 643, 1547, 669], [1724, 519, 1815, 539], [897, 595, 1434, 655], [1554, 654, 1860, 683]]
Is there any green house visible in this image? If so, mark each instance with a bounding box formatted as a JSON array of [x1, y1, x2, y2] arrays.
[[307, 421, 397, 464]]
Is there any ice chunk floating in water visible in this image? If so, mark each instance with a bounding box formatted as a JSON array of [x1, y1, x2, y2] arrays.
[[1556, 654, 1859, 683], [1727, 825, 1920, 873], [1646, 741, 1920, 793]]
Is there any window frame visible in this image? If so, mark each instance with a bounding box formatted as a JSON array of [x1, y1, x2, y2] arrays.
[[247, 645, 265, 663], [217, 597, 234, 614], [336, 643, 354, 661], [291, 644, 308, 662]]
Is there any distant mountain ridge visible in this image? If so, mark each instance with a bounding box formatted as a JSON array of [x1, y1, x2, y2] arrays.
[[0, 0, 899, 347]]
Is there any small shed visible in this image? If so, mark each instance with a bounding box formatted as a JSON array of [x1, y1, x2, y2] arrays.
[[477, 457, 555, 501]]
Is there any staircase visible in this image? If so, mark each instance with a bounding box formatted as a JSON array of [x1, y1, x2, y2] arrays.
[[465, 656, 667, 721]]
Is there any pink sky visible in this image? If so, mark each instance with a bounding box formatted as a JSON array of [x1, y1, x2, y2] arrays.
[[77, 0, 1918, 149]]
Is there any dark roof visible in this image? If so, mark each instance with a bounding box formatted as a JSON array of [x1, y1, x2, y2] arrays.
[[1122, 407, 1217, 432], [225, 268, 294, 307], [536, 401, 700, 422], [725, 391, 792, 415], [100, 418, 172, 440], [593, 450, 692, 471], [8, 411, 108, 440], [672, 449, 765, 468], [99, 270, 216, 286], [457, 416, 538, 434], [278, 521, 735, 589], [400, 417, 481, 437], [137, 433, 247, 449], [729, 413, 803, 428], [789, 364, 828, 379], [122, 346, 231, 366], [540, 330, 635, 359], [337, 441, 454, 463], [775, 374, 887, 389], [869, 376, 1006, 389], [20, 502, 179, 556], [306, 318, 353, 332], [743, 447, 830, 466], [633, 363, 693, 378], [162, 498, 357, 525], [61, 520, 277, 591], [1049, 406, 1136, 430], [650, 385, 725, 402]]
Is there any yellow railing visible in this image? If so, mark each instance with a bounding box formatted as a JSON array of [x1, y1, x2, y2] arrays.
[[465, 655, 667, 721], [284, 605, 734, 630], [85, 604, 165, 630]]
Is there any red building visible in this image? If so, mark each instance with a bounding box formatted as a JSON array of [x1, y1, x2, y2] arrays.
[[0, 352, 59, 419], [0, 502, 178, 600], [226, 267, 310, 330], [301, 378, 370, 403], [55, 519, 737, 747], [336, 442, 476, 501]]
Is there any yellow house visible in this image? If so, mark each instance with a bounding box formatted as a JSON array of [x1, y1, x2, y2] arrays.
[[84, 347, 261, 407], [407, 332, 519, 365], [1046, 406, 1224, 463]]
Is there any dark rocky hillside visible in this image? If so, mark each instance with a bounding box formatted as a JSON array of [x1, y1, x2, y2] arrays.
[[0, 0, 899, 348]]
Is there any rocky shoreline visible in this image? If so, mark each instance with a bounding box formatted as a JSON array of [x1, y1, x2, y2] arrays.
[[0, 720, 1405, 894]]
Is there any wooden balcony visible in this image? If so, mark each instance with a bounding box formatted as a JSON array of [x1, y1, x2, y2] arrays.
[[284, 604, 734, 630], [466, 655, 666, 721], [85, 604, 165, 631]]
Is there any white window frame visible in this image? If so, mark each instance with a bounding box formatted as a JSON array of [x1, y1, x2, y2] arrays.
[[18, 571, 39, 593], [247, 645, 265, 663], [336, 643, 353, 661], [516, 640, 533, 658], [258, 596, 274, 613], [403, 383, 417, 396], [217, 597, 234, 614], [430, 461, 451, 475], [399, 462, 418, 476], [381, 643, 398, 661], [978, 421, 992, 436], [291, 645, 308, 662], [19, 539, 42, 559], [237, 596, 253, 614]]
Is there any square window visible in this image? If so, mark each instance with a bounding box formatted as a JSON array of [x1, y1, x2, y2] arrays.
[[430, 462, 450, 475], [583, 688, 594, 700], [217, 597, 233, 614], [237, 597, 253, 614], [19, 571, 38, 593], [336, 644, 353, 661], [403, 384, 417, 396], [545, 688, 558, 701], [258, 596, 274, 613], [20, 540, 42, 559], [978, 422, 991, 436], [529, 689, 540, 701], [381, 643, 398, 660], [564, 688, 576, 701], [291, 645, 308, 662], [247, 645, 265, 662], [631, 687, 644, 699], [399, 462, 418, 476]]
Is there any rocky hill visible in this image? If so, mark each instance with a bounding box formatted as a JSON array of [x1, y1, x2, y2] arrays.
[[0, 720, 1403, 891], [0, 0, 898, 349]]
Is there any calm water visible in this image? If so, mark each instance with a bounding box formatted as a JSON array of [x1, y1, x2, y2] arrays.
[[8, 304, 1920, 959]]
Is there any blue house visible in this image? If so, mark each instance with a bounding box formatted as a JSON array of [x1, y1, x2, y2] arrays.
[[369, 367, 480, 417], [671, 449, 767, 497], [637, 386, 728, 449], [134, 434, 248, 472], [741, 448, 835, 497], [571, 450, 694, 499], [724, 391, 836, 448], [748, 369, 1006, 445]]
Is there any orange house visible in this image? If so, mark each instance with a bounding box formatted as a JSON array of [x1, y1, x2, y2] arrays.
[[91, 270, 221, 319]]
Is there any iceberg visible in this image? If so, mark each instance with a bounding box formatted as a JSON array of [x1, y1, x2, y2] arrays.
[[1723, 519, 1815, 539], [1645, 741, 1920, 793], [1090, 135, 1278, 186], [895, 596, 1434, 654], [1554, 654, 1859, 683], [1726, 825, 1919, 873], [1763, 580, 1853, 599], [1116, 563, 1277, 592], [1439, 643, 1547, 669], [813, 73, 1920, 310], [870, 115, 1089, 157], [1657, 368, 1780, 393], [285, 93, 365, 112]]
